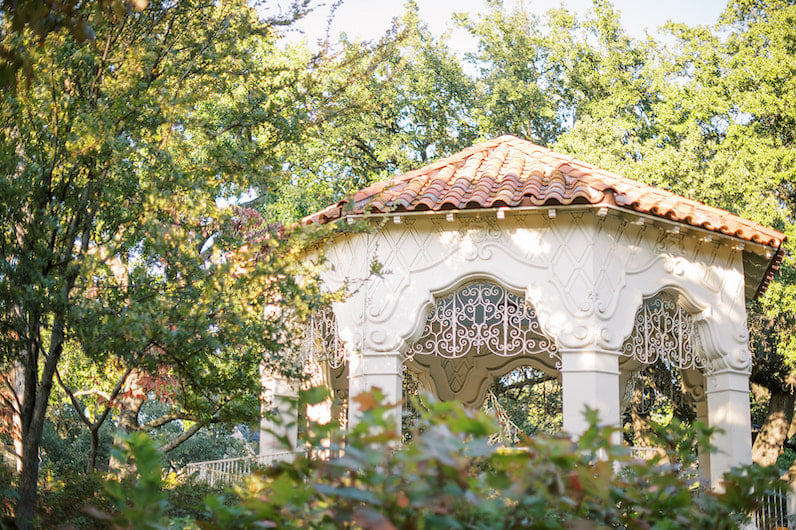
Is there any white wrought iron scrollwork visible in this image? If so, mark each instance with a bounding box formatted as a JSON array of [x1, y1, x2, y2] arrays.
[[303, 308, 347, 369], [408, 282, 559, 363], [621, 293, 708, 371]]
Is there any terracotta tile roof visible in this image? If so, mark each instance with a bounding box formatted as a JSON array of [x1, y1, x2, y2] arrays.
[[304, 135, 785, 296]]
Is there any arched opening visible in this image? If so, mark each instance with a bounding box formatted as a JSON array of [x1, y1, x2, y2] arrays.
[[485, 366, 563, 444], [294, 286, 727, 480], [300, 307, 348, 434], [619, 291, 708, 463], [403, 280, 561, 442]]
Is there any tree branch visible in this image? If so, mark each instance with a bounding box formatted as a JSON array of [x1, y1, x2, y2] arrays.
[[155, 395, 236, 453], [139, 411, 192, 431], [492, 373, 557, 396], [158, 420, 205, 454], [54, 367, 92, 430], [95, 366, 134, 428], [0, 370, 23, 413]]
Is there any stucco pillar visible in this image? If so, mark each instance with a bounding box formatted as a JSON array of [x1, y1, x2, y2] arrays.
[[348, 350, 403, 436], [259, 373, 298, 460], [561, 348, 621, 440], [695, 397, 711, 486], [705, 369, 753, 490]]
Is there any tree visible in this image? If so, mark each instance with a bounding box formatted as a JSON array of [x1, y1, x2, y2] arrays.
[[714, 0, 796, 468], [552, 0, 796, 467], [0, 0, 145, 90], [456, 0, 565, 144], [0, 0, 336, 526], [266, 2, 479, 222]]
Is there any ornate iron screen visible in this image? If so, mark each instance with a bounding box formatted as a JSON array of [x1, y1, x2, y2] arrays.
[[303, 308, 346, 369], [408, 281, 558, 361], [621, 292, 708, 371]]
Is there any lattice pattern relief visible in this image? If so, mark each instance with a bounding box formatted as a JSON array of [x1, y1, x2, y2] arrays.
[[621, 293, 708, 371], [303, 308, 347, 369], [409, 282, 559, 362]]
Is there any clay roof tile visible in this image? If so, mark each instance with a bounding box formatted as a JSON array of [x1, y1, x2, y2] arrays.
[[302, 135, 785, 296]]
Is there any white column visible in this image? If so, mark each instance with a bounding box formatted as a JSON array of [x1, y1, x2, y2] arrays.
[[304, 360, 333, 426], [259, 373, 298, 459], [695, 397, 712, 486], [706, 369, 753, 490], [560, 348, 621, 441], [348, 350, 403, 437]]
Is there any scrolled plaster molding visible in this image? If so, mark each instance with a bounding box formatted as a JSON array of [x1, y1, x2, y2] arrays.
[[322, 213, 752, 371]]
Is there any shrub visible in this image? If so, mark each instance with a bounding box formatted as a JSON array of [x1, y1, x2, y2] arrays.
[[36, 471, 109, 529], [0, 462, 16, 528], [91, 390, 785, 529]]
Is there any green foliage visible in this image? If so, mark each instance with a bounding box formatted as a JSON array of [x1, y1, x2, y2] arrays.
[[0, 0, 151, 90], [457, 1, 564, 144], [36, 470, 109, 529], [84, 391, 783, 529], [0, 462, 16, 525], [154, 423, 251, 472], [39, 396, 253, 476], [266, 2, 479, 222], [40, 408, 115, 474], [489, 367, 562, 439], [97, 432, 170, 529], [226, 396, 782, 529], [32, 445, 228, 529]]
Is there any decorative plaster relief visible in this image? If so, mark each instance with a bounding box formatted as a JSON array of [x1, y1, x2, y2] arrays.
[[319, 233, 370, 292], [681, 368, 707, 403], [318, 211, 751, 373], [407, 351, 559, 408]]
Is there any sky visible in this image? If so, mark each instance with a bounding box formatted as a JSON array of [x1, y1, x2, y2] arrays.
[[275, 0, 729, 51]]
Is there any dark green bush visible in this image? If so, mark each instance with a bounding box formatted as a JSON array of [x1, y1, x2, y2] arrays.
[[87, 390, 785, 529], [36, 471, 109, 529], [0, 463, 16, 528]]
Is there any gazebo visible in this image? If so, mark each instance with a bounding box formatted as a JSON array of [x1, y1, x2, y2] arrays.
[[261, 135, 785, 488]]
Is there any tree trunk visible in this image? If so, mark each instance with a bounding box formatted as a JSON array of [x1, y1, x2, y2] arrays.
[[14, 338, 40, 530], [15, 318, 67, 529], [15, 434, 41, 530], [109, 370, 146, 473], [10, 361, 24, 473], [88, 427, 100, 474], [752, 390, 795, 466]]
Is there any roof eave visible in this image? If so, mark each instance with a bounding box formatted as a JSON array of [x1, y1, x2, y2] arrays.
[[305, 202, 785, 299]]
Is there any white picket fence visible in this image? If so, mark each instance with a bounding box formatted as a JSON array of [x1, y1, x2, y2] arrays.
[[183, 451, 299, 487], [754, 491, 792, 530]]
